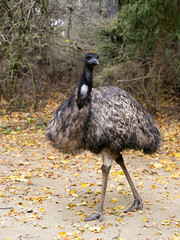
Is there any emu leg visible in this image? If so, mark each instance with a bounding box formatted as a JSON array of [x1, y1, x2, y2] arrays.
[[84, 151, 112, 221], [115, 154, 143, 212]]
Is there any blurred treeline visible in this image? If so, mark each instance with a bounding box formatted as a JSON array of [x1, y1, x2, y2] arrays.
[[0, 0, 179, 111]]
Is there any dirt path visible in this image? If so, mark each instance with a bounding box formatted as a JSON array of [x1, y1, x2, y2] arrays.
[[0, 118, 180, 240]]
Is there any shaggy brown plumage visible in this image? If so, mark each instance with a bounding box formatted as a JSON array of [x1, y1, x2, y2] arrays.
[[47, 86, 160, 154], [46, 53, 160, 221]]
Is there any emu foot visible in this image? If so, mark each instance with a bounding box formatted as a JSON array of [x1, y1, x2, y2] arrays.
[[125, 197, 143, 213], [84, 212, 103, 222]]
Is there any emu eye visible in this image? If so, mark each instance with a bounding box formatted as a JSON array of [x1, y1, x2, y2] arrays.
[[86, 56, 91, 61]]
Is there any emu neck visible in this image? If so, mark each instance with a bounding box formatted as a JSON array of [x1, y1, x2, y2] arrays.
[[77, 64, 94, 109], [80, 65, 93, 88]]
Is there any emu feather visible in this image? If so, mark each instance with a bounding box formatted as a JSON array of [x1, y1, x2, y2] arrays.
[[80, 84, 89, 98], [46, 53, 160, 222]]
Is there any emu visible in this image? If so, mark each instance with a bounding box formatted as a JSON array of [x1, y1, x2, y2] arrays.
[[46, 53, 160, 222]]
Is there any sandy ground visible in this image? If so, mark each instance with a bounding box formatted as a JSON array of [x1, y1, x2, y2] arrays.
[[0, 133, 180, 240]]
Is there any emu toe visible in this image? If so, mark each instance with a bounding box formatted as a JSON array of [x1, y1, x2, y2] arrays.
[[84, 212, 103, 222], [125, 197, 143, 212]]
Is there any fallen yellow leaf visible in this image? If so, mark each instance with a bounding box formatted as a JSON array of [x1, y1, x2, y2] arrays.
[[111, 198, 118, 203], [40, 208, 44, 212], [70, 190, 76, 194], [175, 152, 180, 158], [118, 170, 124, 175], [81, 182, 87, 188], [118, 205, 125, 210], [116, 217, 122, 222], [59, 232, 67, 236], [162, 219, 171, 225], [48, 155, 56, 160], [0, 192, 4, 197]]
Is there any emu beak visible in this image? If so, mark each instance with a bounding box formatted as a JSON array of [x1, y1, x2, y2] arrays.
[[91, 58, 99, 65]]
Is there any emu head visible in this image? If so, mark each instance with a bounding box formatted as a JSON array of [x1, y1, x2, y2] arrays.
[[84, 53, 99, 67]]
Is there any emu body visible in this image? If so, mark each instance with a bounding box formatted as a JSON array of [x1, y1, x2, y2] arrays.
[[47, 86, 159, 155], [46, 53, 160, 221]]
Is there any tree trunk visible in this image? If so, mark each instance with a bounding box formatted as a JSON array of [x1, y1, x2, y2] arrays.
[[147, 28, 165, 111]]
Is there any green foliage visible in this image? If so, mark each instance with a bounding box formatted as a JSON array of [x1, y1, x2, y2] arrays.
[[120, 0, 180, 58], [36, 121, 45, 130], [5, 128, 13, 134], [95, 0, 180, 110], [3, 124, 13, 134], [3, 124, 21, 134], [95, 17, 124, 64], [18, 100, 25, 108], [16, 126, 21, 132], [97, 0, 180, 61], [27, 117, 34, 124]]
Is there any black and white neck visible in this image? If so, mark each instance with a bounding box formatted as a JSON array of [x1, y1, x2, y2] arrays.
[[77, 64, 93, 109], [77, 53, 99, 109]]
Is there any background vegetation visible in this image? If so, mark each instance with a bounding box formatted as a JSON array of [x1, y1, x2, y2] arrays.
[[0, 0, 179, 112]]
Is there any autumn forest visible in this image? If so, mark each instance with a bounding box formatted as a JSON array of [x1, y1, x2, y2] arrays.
[[0, 1, 180, 240]]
